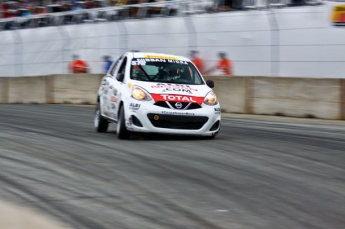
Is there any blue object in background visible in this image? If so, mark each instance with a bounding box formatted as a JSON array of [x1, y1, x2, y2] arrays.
[[105, 60, 113, 73]]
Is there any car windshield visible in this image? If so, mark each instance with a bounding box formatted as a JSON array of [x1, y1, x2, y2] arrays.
[[130, 58, 204, 85]]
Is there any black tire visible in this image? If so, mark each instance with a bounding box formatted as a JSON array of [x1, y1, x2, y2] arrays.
[[94, 102, 109, 133], [117, 105, 131, 139]]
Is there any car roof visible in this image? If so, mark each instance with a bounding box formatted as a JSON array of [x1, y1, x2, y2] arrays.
[[130, 52, 190, 62]]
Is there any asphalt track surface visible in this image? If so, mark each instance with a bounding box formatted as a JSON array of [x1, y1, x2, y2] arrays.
[[0, 104, 344, 229]]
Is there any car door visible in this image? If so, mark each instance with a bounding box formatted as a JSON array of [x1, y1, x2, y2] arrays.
[[100, 56, 122, 119], [106, 55, 127, 121]]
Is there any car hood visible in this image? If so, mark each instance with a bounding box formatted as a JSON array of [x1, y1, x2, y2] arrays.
[[132, 81, 211, 105]]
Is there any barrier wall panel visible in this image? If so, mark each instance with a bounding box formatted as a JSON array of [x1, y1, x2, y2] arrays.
[[1, 74, 343, 120], [193, 12, 271, 75], [0, 31, 15, 77], [125, 17, 188, 35], [0, 78, 9, 103], [0, 65, 15, 77], [204, 76, 247, 113], [0, 2, 344, 78], [197, 31, 271, 47], [279, 62, 345, 78], [128, 47, 192, 58], [22, 51, 63, 64], [52, 74, 103, 104], [125, 17, 189, 57], [8, 76, 46, 103], [279, 29, 345, 45], [193, 11, 270, 33], [253, 78, 340, 119], [0, 32, 15, 55], [22, 40, 62, 53], [22, 62, 64, 76], [275, 11, 325, 30], [20, 28, 62, 53], [0, 79, 3, 103], [231, 62, 271, 76], [64, 23, 97, 38], [0, 54, 14, 66], [280, 46, 345, 62], [127, 34, 190, 49], [98, 23, 121, 61]]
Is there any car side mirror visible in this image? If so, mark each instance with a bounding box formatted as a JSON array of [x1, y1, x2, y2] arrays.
[[206, 80, 214, 88], [116, 73, 124, 82]]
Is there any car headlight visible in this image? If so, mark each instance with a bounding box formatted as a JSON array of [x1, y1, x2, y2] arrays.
[[204, 91, 218, 106], [131, 86, 152, 101]]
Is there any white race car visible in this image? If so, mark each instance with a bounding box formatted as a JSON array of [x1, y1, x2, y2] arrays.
[[94, 52, 221, 139]]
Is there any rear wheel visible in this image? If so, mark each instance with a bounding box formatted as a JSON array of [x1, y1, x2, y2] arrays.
[[94, 102, 109, 133], [117, 105, 131, 139]]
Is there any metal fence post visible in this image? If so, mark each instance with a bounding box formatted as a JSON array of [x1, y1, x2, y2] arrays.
[[118, 21, 128, 53], [58, 25, 71, 74], [267, 9, 280, 77], [12, 29, 23, 77], [184, 15, 197, 54]]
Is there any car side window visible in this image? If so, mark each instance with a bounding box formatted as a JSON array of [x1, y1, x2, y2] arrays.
[[118, 57, 127, 75], [109, 57, 122, 76]]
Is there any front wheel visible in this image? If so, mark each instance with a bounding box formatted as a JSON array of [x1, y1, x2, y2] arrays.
[[95, 102, 109, 133], [117, 105, 131, 139]]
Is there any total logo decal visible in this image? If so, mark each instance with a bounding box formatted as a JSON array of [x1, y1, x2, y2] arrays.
[[151, 94, 204, 105]]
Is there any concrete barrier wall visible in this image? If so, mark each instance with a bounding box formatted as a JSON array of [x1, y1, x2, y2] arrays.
[[203, 76, 247, 114], [0, 75, 344, 120], [52, 74, 103, 104], [7, 76, 47, 104], [0, 200, 70, 229], [251, 78, 342, 120]]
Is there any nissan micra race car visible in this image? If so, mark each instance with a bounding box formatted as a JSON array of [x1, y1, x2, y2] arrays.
[[94, 52, 221, 139]]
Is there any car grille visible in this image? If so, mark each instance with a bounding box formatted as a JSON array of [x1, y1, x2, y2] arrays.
[[147, 113, 208, 130], [154, 101, 202, 110]]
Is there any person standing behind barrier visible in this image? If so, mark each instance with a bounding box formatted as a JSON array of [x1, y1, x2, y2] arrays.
[[205, 52, 233, 76], [69, 55, 89, 74], [190, 50, 205, 74], [103, 55, 113, 73]]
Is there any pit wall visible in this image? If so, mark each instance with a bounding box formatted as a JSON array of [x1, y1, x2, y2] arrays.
[[0, 75, 344, 120]]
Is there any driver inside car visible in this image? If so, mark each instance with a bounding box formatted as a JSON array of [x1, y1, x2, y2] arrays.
[[132, 65, 146, 80]]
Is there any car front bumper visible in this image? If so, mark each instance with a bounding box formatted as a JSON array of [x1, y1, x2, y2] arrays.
[[124, 99, 221, 136]]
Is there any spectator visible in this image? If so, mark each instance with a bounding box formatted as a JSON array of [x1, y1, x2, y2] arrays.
[[206, 52, 233, 75], [71, 2, 82, 11], [69, 55, 89, 74], [86, 0, 96, 9], [103, 55, 113, 73], [190, 50, 205, 74]]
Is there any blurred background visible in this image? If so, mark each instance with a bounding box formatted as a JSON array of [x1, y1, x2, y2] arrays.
[[1, 1, 345, 229], [0, 0, 344, 77]]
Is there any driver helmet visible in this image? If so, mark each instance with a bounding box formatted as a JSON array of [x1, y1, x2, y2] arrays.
[[168, 66, 180, 76]]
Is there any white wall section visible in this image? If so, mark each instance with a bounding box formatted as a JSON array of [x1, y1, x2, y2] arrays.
[[0, 2, 344, 77]]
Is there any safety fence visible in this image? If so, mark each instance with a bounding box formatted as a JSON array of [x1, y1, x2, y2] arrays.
[[0, 1, 344, 78], [1, 74, 344, 120]]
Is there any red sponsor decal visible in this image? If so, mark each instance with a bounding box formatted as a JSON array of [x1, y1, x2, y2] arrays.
[[110, 96, 117, 103], [151, 94, 204, 105]]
